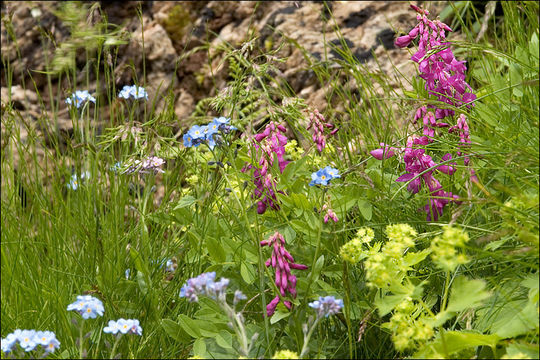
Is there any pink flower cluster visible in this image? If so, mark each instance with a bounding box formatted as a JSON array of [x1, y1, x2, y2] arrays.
[[322, 200, 338, 224], [261, 232, 308, 317], [243, 122, 290, 214], [372, 136, 460, 220], [370, 5, 478, 221], [396, 4, 476, 121], [306, 109, 338, 152]]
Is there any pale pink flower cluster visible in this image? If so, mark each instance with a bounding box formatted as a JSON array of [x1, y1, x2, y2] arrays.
[[322, 203, 338, 224], [306, 109, 338, 152]]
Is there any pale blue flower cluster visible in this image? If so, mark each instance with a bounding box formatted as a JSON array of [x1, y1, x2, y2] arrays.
[[309, 166, 340, 186], [183, 117, 236, 150], [65, 90, 96, 109], [66, 171, 91, 190], [67, 295, 104, 319], [103, 319, 142, 336], [118, 85, 148, 100], [1, 329, 60, 354], [308, 296, 344, 318], [180, 272, 233, 302]]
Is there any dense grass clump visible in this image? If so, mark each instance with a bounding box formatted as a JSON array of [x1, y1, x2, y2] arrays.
[[1, 1, 538, 359]]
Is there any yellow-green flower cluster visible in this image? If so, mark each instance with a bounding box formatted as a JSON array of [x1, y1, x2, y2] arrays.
[[386, 223, 417, 246], [357, 227, 375, 243], [284, 139, 304, 161], [272, 349, 299, 359], [340, 239, 364, 264], [364, 249, 395, 288], [186, 174, 199, 187], [339, 227, 374, 264], [364, 224, 418, 288], [430, 226, 469, 272], [384, 300, 434, 351]]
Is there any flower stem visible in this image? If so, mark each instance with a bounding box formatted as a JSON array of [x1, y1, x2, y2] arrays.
[[110, 334, 122, 360], [304, 189, 326, 300], [79, 319, 85, 359], [299, 317, 321, 358]]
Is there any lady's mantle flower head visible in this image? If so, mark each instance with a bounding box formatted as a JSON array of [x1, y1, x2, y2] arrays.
[[118, 85, 148, 100], [308, 296, 344, 318], [356, 227, 375, 243], [179, 272, 230, 303], [66, 171, 91, 190], [66, 90, 96, 109], [309, 166, 340, 186], [67, 295, 104, 319], [385, 224, 417, 248], [340, 239, 365, 264], [104, 319, 143, 336], [430, 225, 470, 272], [272, 349, 299, 359]]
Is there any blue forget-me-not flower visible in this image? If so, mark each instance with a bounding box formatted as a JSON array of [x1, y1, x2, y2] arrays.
[[118, 85, 148, 100], [67, 295, 104, 319], [309, 166, 340, 186], [65, 90, 96, 109]]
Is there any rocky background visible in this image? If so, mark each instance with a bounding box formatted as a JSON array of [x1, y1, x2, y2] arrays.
[[1, 1, 446, 178]]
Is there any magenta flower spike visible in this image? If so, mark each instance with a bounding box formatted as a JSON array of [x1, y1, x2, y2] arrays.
[[243, 121, 291, 214], [261, 232, 307, 317]]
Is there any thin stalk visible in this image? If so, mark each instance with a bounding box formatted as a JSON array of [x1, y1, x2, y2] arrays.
[[109, 334, 122, 360], [304, 188, 327, 300], [299, 317, 321, 358], [439, 270, 451, 358], [79, 320, 85, 359]]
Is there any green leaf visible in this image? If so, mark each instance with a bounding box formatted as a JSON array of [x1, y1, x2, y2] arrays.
[[311, 255, 325, 283], [290, 219, 316, 236], [193, 338, 207, 357], [415, 331, 501, 358], [357, 200, 372, 220], [270, 309, 291, 324], [240, 262, 256, 284], [505, 342, 539, 360], [161, 319, 191, 343], [136, 271, 148, 295], [177, 314, 202, 338], [529, 32, 539, 62], [129, 247, 147, 276], [281, 155, 309, 185], [215, 330, 233, 349], [174, 195, 196, 209], [403, 249, 431, 268], [374, 294, 408, 316], [206, 237, 226, 264], [446, 276, 490, 313], [492, 300, 539, 338]]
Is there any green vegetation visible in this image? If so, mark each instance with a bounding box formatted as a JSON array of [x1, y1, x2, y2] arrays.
[[1, 1, 538, 359]]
